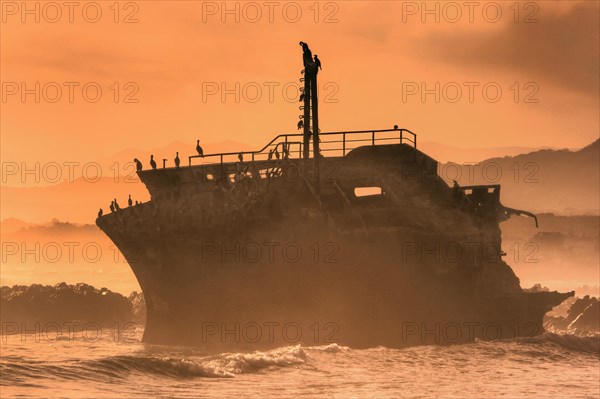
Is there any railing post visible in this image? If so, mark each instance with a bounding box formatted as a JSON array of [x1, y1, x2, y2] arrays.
[[342, 132, 346, 156], [372, 131, 375, 145], [400, 129, 403, 144], [414, 133, 417, 148]]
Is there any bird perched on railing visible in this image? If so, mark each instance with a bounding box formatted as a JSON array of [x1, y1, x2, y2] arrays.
[[134, 158, 142, 172], [174, 152, 180, 168], [314, 55, 322, 70], [238, 153, 244, 163], [196, 140, 204, 157], [297, 120, 304, 130], [299, 93, 305, 102], [150, 155, 157, 170]]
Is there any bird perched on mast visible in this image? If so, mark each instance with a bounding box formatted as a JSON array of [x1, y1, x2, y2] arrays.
[[314, 55, 322, 70], [299, 41, 312, 66]]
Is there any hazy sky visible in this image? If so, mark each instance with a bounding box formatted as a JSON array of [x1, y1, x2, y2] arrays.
[[1, 0, 599, 166]]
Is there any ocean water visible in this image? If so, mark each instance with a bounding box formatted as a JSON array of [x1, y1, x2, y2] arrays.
[[1, 328, 599, 399]]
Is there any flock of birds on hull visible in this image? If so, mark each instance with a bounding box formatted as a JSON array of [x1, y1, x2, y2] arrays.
[[97, 140, 207, 218]]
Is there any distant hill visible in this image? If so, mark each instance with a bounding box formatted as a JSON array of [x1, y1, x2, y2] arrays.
[[419, 141, 555, 164], [443, 139, 599, 215], [0, 218, 34, 234]]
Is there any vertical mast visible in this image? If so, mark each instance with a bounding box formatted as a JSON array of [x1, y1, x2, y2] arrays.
[[302, 69, 311, 164], [311, 67, 320, 195], [298, 41, 321, 195]]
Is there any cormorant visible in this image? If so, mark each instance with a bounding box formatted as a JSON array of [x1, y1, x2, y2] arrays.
[[299, 41, 312, 65], [299, 93, 305, 102], [109, 201, 115, 212], [150, 155, 157, 170], [114, 198, 121, 211], [274, 147, 280, 160], [196, 140, 204, 157], [314, 55, 322, 70], [174, 152, 180, 168], [297, 120, 304, 130], [238, 153, 244, 163], [134, 158, 142, 172], [128, 194, 133, 207], [268, 149, 273, 160], [98, 208, 103, 218], [394, 125, 399, 130], [283, 144, 290, 159]]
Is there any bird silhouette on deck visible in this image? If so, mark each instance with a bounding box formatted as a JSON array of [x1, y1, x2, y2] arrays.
[[283, 144, 290, 159], [150, 155, 157, 170], [174, 152, 180, 168], [134, 158, 143, 172], [196, 140, 204, 157], [98, 208, 103, 218], [314, 55, 322, 70], [114, 199, 121, 211], [299, 93, 305, 102], [128, 194, 133, 207], [109, 201, 115, 212], [238, 153, 244, 163], [297, 120, 304, 130]]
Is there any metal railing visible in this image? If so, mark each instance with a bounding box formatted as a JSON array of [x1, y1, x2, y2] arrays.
[[188, 128, 416, 166]]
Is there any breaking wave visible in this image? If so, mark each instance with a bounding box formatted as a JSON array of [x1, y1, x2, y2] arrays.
[[87, 344, 308, 379], [518, 332, 600, 355], [1, 345, 309, 384]]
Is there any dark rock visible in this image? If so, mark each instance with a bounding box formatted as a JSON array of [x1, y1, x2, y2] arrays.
[[0, 283, 133, 329]]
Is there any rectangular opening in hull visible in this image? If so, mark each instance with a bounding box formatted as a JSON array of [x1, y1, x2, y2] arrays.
[[354, 187, 383, 197]]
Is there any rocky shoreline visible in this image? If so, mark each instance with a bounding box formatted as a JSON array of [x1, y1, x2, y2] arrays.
[[2, 283, 598, 335], [0, 283, 144, 328]]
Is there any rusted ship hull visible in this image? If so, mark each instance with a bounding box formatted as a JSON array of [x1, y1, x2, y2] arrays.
[[97, 138, 572, 350]]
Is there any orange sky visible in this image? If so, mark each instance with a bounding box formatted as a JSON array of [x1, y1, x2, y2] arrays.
[[0, 0, 598, 293], [1, 0, 598, 168]]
